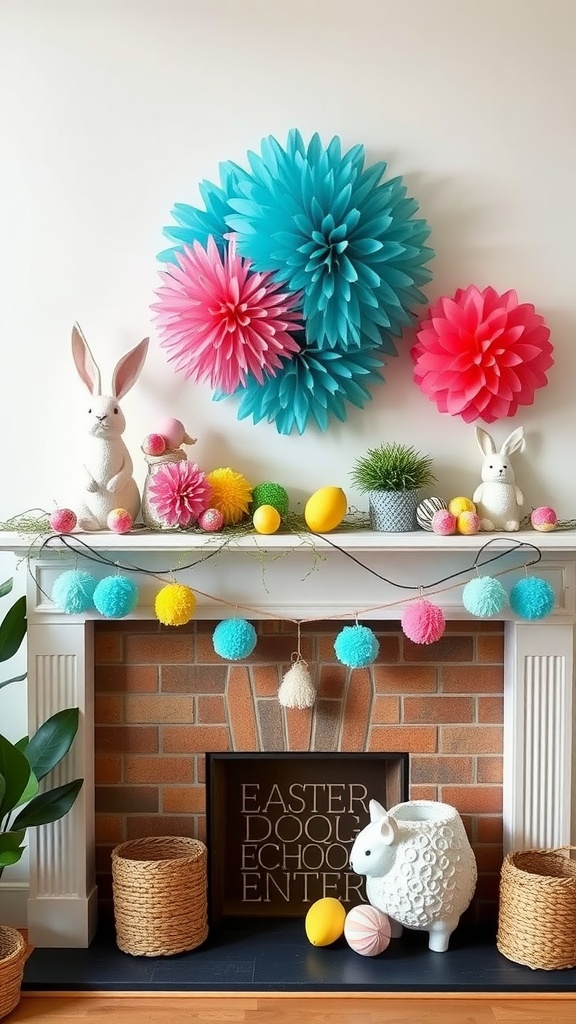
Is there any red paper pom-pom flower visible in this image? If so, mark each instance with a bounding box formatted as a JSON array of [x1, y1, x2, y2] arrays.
[[152, 236, 303, 395], [401, 599, 445, 644], [147, 460, 212, 528], [411, 285, 553, 423]]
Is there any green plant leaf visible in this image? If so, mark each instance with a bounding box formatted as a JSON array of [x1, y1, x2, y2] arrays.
[[0, 829, 26, 855], [0, 579, 14, 600], [0, 774, 5, 812], [23, 708, 80, 782], [0, 847, 25, 868], [0, 739, 31, 818], [0, 596, 27, 665], [14, 737, 29, 752], [13, 778, 83, 829], [14, 769, 39, 809], [0, 672, 27, 691]]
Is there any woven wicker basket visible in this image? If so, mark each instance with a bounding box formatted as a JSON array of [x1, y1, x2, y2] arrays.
[[112, 835, 208, 957], [0, 926, 26, 1020], [497, 847, 576, 970]]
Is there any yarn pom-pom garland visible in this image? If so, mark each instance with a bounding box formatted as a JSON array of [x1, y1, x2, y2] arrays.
[[93, 576, 139, 619], [278, 658, 316, 710], [155, 583, 197, 626], [158, 129, 434, 434], [462, 576, 508, 617], [334, 624, 379, 668], [344, 904, 392, 957], [213, 618, 257, 660], [52, 570, 97, 614], [402, 599, 446, 644], [411, 285, 554, 423], [509, 576, 555, 620]]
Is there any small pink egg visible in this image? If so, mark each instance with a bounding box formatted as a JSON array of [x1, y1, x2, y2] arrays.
[[531, 506, 557, 532], [107, 508, 133, 534], [155, 417, 188, 450], [431, 509, 457, 536], [49, 508, 78, 533], [198, 508, 224, 532], [142, 433, 166, 456]]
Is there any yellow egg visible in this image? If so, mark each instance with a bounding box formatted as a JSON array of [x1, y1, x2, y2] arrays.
[[252, 504, 281, 535], [305, 897, 346, 946], [304, 486, 348, 533], [457, 510, 480, 535], [448, 496, 476, 517]]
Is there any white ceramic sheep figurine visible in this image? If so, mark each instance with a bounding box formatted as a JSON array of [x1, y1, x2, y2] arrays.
[[350, 799, 477, 952]]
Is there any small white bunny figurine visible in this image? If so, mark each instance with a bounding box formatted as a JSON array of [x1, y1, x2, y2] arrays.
[[473, 426, 525, 531], [72, 324, 149, 531]]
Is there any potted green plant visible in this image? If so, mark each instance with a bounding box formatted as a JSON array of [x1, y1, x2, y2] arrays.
[[0, 579, 82, 1018], [350, 442, 436, 532]]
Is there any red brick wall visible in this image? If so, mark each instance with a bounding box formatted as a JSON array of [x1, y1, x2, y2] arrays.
[[94, 619, 504, 922]]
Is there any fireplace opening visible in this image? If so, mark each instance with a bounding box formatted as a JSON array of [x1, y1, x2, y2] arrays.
[[206, 752, 409, 921]]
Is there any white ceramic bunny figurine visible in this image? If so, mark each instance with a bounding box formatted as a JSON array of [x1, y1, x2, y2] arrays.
[[472, 426, 525, 531], [72, 324, 149, 531]]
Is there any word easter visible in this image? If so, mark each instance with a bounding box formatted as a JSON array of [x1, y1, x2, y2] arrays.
[[239, 782, 368, 905]]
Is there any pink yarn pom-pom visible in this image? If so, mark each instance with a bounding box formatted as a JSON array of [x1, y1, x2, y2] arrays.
[[402, 599, 446, 645]]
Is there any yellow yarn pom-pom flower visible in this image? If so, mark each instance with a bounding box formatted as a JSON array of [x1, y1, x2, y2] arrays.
[[206, 468, 252, 526], [155, 583, 196, 626]]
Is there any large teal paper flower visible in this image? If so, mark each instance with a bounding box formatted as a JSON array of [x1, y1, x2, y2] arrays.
[[224, 130, 434, 350], [218, 339, 385, 435]]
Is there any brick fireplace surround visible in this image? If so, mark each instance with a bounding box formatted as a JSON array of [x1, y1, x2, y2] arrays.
[[1, 528, 575, 948]]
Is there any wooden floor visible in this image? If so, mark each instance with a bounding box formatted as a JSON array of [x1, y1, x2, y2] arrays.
[[6, 992, 576, 1024]]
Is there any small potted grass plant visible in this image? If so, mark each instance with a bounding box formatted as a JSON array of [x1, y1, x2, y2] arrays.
[[350, 442, 436, 532]]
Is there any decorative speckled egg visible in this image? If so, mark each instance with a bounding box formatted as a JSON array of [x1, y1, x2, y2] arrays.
[[416, 497, 448, 531]]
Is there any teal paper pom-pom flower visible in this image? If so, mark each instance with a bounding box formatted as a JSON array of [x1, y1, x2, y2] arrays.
[[213, 619, 257, 660], [334, 624, 379, 668], [93, 576, 139, 619], [509, 576, 555, 620], [462, 576, 508, 617], [52, 570, 97, 614]]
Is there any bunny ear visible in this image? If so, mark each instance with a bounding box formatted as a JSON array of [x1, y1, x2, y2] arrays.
[[369, 799, 388, 823], [501, 426, 525, 457], [475, 426, 496, 457], [72, 323, 102, 396], [379, 814, 399, 847], [112, 337, 149, 400]]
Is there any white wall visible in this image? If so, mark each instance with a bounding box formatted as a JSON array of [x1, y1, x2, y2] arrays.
[[0, 0, 574, 524]]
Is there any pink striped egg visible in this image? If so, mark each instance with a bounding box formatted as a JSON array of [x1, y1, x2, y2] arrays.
[[344, 904, 391, 957]]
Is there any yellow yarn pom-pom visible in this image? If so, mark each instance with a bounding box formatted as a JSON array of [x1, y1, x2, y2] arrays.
[[155, 583, 196, 626], [206, 468, 252, 526]]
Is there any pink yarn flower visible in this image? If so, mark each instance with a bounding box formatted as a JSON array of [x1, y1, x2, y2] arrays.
[[147, 461, 212, 528], [411, 285, 553, 423], [152, 236, 303, 394]]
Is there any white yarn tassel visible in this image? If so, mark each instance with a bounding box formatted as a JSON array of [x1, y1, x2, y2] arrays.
[[278, 657, 316, 709]]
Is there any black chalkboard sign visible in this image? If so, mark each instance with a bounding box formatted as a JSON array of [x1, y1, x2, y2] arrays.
[[206, 752, 408, 921]]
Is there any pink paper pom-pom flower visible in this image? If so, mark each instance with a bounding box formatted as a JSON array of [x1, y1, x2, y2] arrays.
[[152, 236, 303, 395], [147, 460, 212, 528], [402, 599, 446, 645], [411, 285, 553, 423]]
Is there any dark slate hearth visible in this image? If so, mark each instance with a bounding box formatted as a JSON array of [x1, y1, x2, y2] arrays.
[[22, 918, 576, 992]]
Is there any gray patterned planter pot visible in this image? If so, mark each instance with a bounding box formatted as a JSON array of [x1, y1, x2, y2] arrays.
[[368, 490, 420, 532]]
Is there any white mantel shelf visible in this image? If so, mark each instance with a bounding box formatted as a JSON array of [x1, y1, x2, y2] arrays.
[[1, 527, 575, 947]]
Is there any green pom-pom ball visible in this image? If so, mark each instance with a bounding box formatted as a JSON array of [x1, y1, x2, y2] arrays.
[[251, 482, 289, 517]]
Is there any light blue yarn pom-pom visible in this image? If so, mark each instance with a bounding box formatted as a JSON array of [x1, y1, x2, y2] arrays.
[[93, 576, 139, 619], [462, 576, 508, 618], [213, 619, 257, 660], [51, 570, 97, 614], [334, 624, 380, 668], [509, 576, 555, 620]]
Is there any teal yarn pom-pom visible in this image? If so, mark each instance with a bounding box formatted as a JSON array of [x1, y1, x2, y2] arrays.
[[462, 576, 508, 617], [93, 576, 139, 619], [52, 570, 97, 614], [509, 576, 555, 620], [334, 624, 379, 668], [213, 619, 257, 660]]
